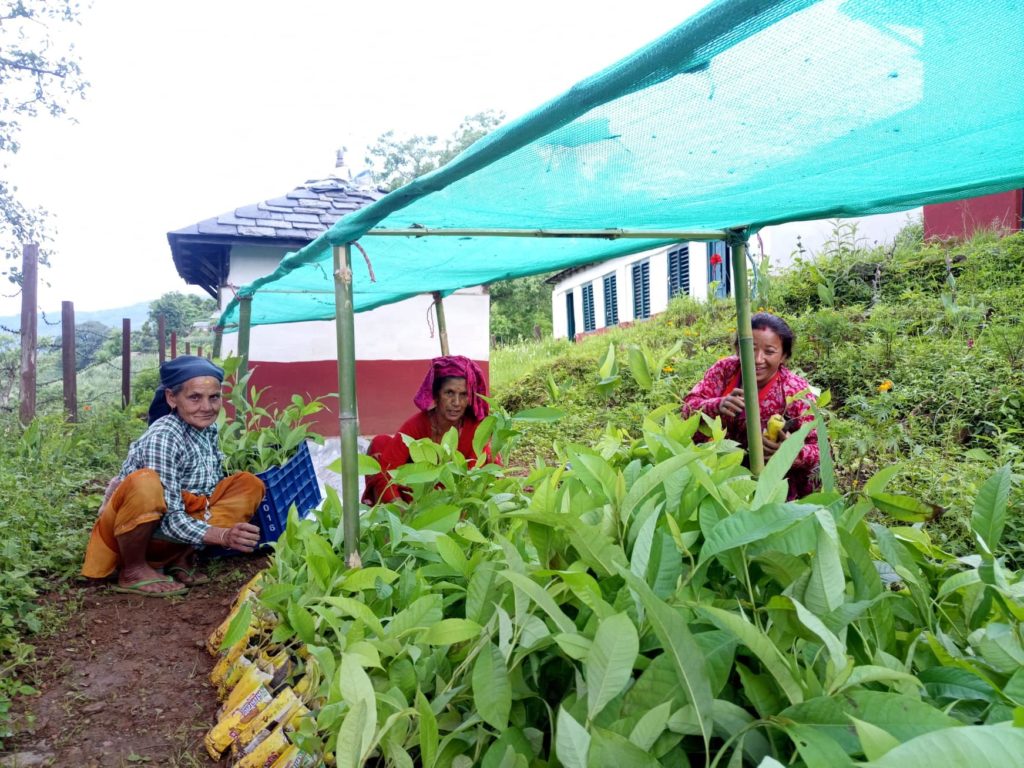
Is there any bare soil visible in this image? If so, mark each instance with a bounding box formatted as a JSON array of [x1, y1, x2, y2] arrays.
[[4, 554, 268, 768]]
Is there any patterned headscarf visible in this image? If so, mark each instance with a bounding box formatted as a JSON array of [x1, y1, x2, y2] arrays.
[[412, 355, 489, 421], [147, 356, 224, 425]]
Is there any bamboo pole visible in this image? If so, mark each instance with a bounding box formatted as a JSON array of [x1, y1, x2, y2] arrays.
[[213, 325, 223, 359], [729, 232, 764, 475], [334, 244, 361, 567], [121, 318, 131, 408], [157, 315, 166, 364], [237, 296, 253, 378], [62, 301, 77, 422], [432, 291, 450, 355], [367, 227, 728, 240], [19, 244, 38, 426]]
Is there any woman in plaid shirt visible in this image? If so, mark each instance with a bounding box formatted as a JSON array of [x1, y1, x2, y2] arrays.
[[82, 357, 264, 597]]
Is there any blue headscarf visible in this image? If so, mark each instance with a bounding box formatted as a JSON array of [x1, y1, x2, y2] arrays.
[[147, 356, 224, 425]]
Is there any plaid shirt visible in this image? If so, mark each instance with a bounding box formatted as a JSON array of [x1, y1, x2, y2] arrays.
[[118, 413, 225, 546]]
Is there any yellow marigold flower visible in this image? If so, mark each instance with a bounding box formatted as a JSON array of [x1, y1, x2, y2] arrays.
[[878, 379, 894, 393], [662, 365, 674, 373]]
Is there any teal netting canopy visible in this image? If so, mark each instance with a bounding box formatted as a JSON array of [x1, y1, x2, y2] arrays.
[[220, 0, 1024, 329]]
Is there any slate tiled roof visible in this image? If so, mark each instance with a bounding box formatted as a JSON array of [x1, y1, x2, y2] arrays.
[[170, 175, 384, 242], [168, 174, 384, 297]]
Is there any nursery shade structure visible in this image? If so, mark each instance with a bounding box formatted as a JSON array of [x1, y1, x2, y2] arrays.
[[218, 0, 1024, 562]]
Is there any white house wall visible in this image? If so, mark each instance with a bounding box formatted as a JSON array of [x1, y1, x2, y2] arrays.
[[552, 242, 712, 339]]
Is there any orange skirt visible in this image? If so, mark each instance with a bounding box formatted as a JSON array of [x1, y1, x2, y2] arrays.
[[81, 469, 264, 579]]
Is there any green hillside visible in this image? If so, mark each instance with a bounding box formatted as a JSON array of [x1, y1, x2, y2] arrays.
[[492, 224, 1024, 559]]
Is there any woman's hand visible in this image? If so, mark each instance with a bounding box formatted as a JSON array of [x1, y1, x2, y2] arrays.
[[718, 388, 746, 419], [206, 522, 261, 552], [762, 429, 788, 459]]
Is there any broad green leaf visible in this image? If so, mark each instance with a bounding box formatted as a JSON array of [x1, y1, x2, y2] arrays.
[[318, 595, 386, 637], [937, 568, 982, 600], [304, 531, 343, 590], [556, 570, 615, 620], [629, 509, 657, 594], [416, 689, 438, 768], [977, 622, 1024, 674], [863, 464, 901, 497], [804, 508, 845, 615], [218, 600, 252, 652], [588, 726, 661, 768], [566, 521, 626, 577], [700, 503, 813, 561], [781, 691, 961, 754], [386, 594, 444, 639], [512, 406, 566, 422], [586, 612, 639, 720], [342, 566, 401, 592], [407, 503, 462, 532], [554, 632, 592, 660], [752, 422, 811, 509], [339, 654, 377, 760], [700, 605, 804, 705], [868, 492, 936, 523], [336, 699, 369, 768], [618, 568, 713, 746], [473, 643, 511, 730], [287, 601, 317, 645], [466, 561, 502, 626], [357, 452, 381, 475], [499, 571, 576, 634], [789, 597, 847, 675], [919, 667, 998, 704], [435, 534, 469, 577], [812, 398, 836, 493], [555, 706, 590, 768], [971, 464, 1011, 553], [851, 717, 900, 762], [828, 665, 921, 696], [422, 618, 482, 646], [782, 722, 852, 767], [621, 453, 696, 528], [628, 701, 672, 751], [628, 345, 653, 390], [863, 726, 1024, 768]]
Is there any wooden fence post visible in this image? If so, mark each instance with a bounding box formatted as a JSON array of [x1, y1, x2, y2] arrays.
[[62, 301, 77, 422], [122, 318, 131, 409], [19, 243, 38, 426], [170, 331, 177, 359], [185, 341, 191, 355], [157, 314, 166, 364]]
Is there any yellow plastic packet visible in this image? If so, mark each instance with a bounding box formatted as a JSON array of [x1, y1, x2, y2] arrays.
[[231, 687, 303, 755], [204, 684, 273, 760], [233, 720, 290, 768], [269, 743, 319, 768], [210, 623, 257, 687], [219, 661, 272, 716], [206, 570, 265, 655]]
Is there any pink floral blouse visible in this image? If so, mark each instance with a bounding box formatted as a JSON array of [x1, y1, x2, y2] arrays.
[[680, 356, 820, 499]]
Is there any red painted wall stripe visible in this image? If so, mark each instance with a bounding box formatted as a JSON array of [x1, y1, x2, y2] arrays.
[[924, 190, 1023, 239], [245, 358, 491, 437]]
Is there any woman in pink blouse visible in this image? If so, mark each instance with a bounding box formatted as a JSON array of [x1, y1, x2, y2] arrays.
[[681, 313, 820, 499]]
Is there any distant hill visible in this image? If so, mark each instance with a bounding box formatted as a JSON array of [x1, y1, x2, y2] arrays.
[[0, 301, 153, 338]]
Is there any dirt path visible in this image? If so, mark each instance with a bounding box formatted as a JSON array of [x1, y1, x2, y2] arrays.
[[4, 555, 268, 768]]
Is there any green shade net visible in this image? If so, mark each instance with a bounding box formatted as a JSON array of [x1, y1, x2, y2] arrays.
[[220, 0, 1024, 329]]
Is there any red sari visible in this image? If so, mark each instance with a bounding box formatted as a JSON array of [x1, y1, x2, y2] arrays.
[[681, 356, 820, 499], [362, 411, 495, 504]]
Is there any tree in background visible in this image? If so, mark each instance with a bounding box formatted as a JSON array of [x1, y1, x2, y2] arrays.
[[137, 292, 217, 352], [364, 110, 505, 192], [364, 111, 554, 341], [1, 0, 88, 284], [74, 320, 112, 369]]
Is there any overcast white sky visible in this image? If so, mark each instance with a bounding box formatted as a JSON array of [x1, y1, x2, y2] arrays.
[[2, 0, 715, 316]]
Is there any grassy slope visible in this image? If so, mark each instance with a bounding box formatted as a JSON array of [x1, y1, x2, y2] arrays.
[[492, 227, 1024, 558]]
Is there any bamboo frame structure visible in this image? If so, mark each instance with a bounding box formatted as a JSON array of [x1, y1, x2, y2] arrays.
[[432, 291, 450, 355], [322, 225, 760, 569]]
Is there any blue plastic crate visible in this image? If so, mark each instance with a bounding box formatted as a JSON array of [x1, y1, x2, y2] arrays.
[[254, 441, 322, 544]]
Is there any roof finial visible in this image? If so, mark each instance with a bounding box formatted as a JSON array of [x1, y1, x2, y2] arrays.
[[335, 147, 346, 169]]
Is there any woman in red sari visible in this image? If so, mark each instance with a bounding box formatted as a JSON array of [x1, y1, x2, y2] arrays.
[[680, 313, 819, 499], [362, 355, 496, 504]]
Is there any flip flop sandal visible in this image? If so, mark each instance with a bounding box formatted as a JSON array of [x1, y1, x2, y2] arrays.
[[166, 565, 211, 587], [111, 577, 188, 598]]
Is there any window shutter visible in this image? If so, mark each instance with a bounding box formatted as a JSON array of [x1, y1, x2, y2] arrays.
[[603, 273, 618, 326], [582, 283, 596, 332]]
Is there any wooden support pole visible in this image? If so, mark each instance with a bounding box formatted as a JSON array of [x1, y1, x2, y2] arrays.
[[237, 296, 253, 379], [157, 315, 166, 364], [170, 331, 177, 359], [62, 301, 77, 422], [432, 291, 450, 356], [730, 232, 764, 475], [333, 244, 361, 567], [185, 341, 191, 355], [19, 243, 38, 426], [121, 318, 131, 408], [213, 325, 223, 359]]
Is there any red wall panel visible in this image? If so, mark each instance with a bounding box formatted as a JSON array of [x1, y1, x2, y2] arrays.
[[924, 190, 1023, 240], [245, 358, 491, 438]]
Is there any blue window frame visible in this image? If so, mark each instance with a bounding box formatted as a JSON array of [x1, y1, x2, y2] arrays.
[[667, 245, 690, 299], [565, 291, 576, 340], [581, 282, 596, 332], [632, 260, 650, 319], [602, 272, 618, 327]]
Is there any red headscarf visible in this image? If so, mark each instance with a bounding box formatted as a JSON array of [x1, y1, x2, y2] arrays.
[[413, 355, 489, 421]]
